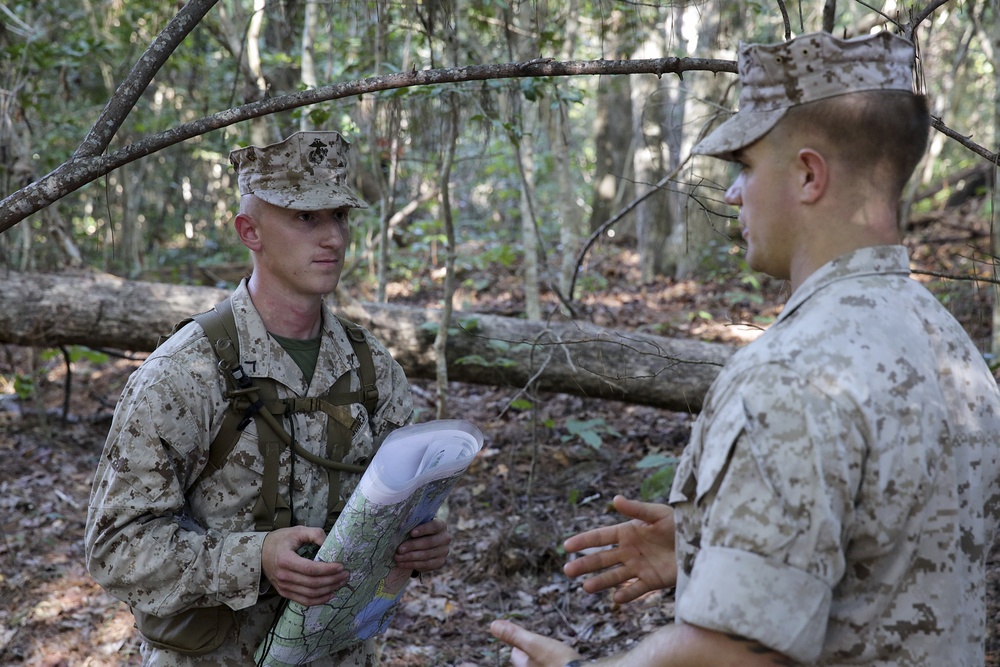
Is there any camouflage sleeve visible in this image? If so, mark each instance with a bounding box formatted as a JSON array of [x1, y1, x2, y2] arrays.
[[84, 353, 266, 617], [675, 362, 864, 664], [366, 330, 413, 445]]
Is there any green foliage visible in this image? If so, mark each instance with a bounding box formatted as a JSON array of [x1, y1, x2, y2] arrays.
[[1, 0, 991, 302], [12, 373, 35, 400], [561, 418, 621, 450], [421, 317, 482, 338], [455, 337, 523, 370], [722, 288, 764, 306], [473, 243, 518, 269], [695, 235, 747, 282], [575, 273, 610, 295], [520, 78, 544, 102], [637, 453, 678, 503], [39, 346, 110, 365], [509, 397, 534, 411], [4, 346, 109, 401]]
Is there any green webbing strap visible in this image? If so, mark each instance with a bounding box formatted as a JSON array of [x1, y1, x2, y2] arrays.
[[189, 298, 378, 532], [220, 396, 367, 473], [192, 301, 290, 531], [335, 316, 379, 416], [192, 303, 247, 482], [247, 376, 291, 532]]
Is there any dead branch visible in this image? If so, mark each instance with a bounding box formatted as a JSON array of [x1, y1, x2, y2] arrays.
[[1, 0, 992, 240], [0, 56, 736, 235], [73, 0, 220, 160]]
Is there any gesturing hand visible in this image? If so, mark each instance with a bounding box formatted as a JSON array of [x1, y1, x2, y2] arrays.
[[563, 495, 677, 604]]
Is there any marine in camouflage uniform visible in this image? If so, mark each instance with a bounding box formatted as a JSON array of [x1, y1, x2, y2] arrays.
[[85, 132, 439, 666], [669, 33, 1000, 665], [670, 245, 1000, 664], [489, 31, 1000, 667]]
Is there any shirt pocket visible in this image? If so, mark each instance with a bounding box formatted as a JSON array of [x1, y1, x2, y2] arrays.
[[191, 424, 279, 531], [668, 397, 746, 507]]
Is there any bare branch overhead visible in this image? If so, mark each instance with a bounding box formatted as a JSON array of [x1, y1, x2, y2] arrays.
[[0, 0, 994, 240], [72, 0, 221, 160], [0, 56, 736, 235]]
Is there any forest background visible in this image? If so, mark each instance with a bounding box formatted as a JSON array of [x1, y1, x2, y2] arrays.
[[2, 0, 1000, 665]]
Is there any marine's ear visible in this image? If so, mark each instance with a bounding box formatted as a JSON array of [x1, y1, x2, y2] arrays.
[[234, 212, 262, 251], [796, 147, 828, 205]]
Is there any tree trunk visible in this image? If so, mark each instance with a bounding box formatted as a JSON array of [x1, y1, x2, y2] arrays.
[[518, 112, 543, 321], [299, 0, 319, 131], [977, 3, 1000, 357], [631, 21, 674, 280], [434, 97, 461, 418], [588, 71, 635, 236], [668, 7, 717, 280], [0, 271, 733, 413], [546, 97, 586, 306], [247, 0, 269, 145]]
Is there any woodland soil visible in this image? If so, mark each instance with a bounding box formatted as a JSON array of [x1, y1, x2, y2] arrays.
[[2, 196, 999, 666]]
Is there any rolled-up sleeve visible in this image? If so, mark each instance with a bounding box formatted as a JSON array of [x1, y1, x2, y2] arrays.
[[678, 546, 831, 661], [673, 363, 865, 664]]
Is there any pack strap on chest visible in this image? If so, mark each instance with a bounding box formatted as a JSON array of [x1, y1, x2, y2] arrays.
[[189, 297, 378, 532]]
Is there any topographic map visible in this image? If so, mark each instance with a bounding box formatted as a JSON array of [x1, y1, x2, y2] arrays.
[[254, 420, 484, 666]]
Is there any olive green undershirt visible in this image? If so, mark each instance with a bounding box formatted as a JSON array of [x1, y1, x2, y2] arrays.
[[269, 332, 321, 383]]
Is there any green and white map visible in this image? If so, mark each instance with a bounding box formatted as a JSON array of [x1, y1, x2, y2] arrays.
[[254, 420, 484, 667]]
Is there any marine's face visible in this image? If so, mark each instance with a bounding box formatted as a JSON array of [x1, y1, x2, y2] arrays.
[[252, 202, 351, 298], [725, 134, 799, 281]]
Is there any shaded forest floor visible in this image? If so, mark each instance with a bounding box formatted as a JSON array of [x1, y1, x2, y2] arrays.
[[2, 194, 1000, 666]]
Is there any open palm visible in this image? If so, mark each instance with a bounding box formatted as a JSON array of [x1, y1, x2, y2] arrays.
[[563, 495, 678, 604]]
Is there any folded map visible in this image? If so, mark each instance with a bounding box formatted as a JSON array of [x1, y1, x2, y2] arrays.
[[254, 419, 484, 666]]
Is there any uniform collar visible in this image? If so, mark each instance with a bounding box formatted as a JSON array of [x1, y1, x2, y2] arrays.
[[230, 280, 355, 394], [776, 245, 911, 323]]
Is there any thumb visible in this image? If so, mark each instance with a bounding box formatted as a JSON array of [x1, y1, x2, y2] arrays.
[[614, 494, 665, 523], [490, 618, 521, 644], [491, 618, 537, 653]]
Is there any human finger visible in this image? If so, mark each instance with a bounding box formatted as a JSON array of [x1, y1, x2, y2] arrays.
[[262, 527, 327, 577], [578, 565, 636, 595], [563, 546, 626, 579], [611, 578, 654, 604], [408, 518, 447, 538], [267, 557, 349, 606], [612, 495, 673, 525], [395, 545, 450, 572], [278, 569, 351, 606], [490, 620, 580, 667], [398, 525, 452, 555], [396, 527, 451, 571], [563, 523, 622, 554], [396, 524, 452, 571]]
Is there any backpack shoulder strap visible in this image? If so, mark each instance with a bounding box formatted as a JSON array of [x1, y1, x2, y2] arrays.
[[191, 298, 249, 483], [188, 303, 381, 531], [334, 315, 378, 417], [191, 298, 292, 530], [194, 298, 240, 362], [157, 317, 194, 349]]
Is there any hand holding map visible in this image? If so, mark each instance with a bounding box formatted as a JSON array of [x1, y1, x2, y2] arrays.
[[254, 419, 484, 666]]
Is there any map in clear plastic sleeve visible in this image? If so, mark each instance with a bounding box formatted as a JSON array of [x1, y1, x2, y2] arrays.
[[254, 419, 484, 666]]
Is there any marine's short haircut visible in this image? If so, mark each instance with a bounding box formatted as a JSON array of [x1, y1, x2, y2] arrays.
[[782, 90, 931, 197]]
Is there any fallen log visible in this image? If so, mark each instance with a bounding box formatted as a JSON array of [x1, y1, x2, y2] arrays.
[[0, 270, 735, 412]]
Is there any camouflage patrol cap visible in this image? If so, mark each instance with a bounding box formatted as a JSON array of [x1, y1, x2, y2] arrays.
[[229, 131, 368, 210], [693, 31, 916, 160]]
